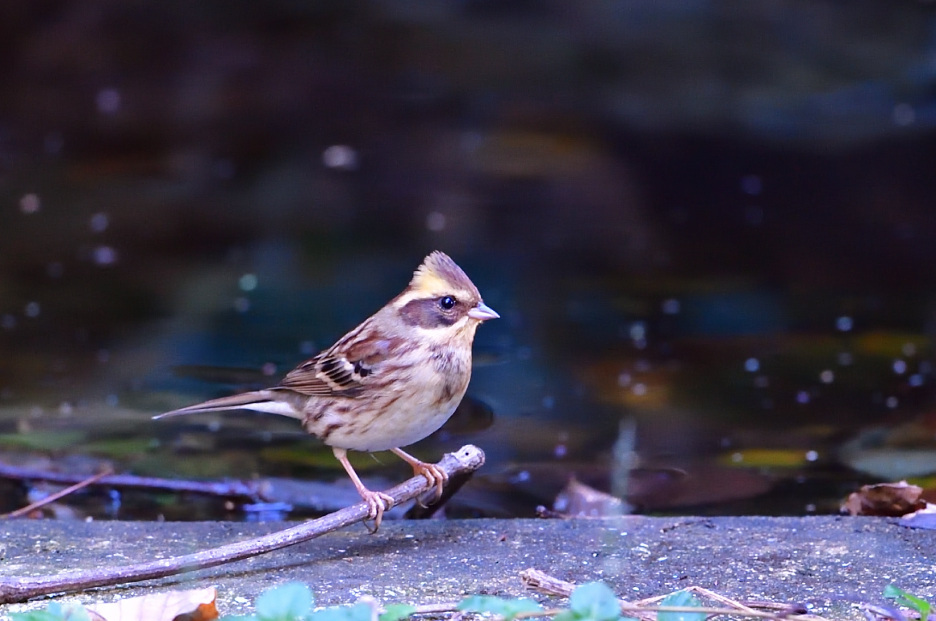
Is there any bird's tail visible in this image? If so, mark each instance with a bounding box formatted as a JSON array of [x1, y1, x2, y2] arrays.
[[153, 390, 302, 420]]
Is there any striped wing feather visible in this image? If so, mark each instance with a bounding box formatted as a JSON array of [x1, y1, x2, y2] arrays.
[[278, 326, 397, 397]]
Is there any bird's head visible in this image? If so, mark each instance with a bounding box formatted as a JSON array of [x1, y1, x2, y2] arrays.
[[391, 251, 499, 339]]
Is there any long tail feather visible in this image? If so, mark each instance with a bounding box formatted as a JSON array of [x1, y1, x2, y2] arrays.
[[153, 390, 301, 420]]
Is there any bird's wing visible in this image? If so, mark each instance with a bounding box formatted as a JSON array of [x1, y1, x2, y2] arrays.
[[278, 328, 396, 397]]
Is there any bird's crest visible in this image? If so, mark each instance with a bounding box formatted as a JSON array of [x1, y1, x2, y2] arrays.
[[409, 251, 480, 299]]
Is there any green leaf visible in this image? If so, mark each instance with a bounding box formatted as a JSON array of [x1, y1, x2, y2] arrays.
[[0, 431, 87, 451], [657, 590, 705, 621], [884, 584, 932, 620], [568, 583, 621, 621], [308, 602, 374, 621], [379, 603, 416, 621], [63, 605, 92, 621], [551, 611, 578, 621], [10, 612, 63, 621], [81, 437, 155, 458], [10, 602, 91, 621], [458, 595, 545, 620], [256, 582, 314, 621]]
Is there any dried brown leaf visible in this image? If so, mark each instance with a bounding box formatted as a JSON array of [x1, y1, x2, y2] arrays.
[[842, 480, 926, 516], [553, 477, 626, 517], [85, 586, 218, 621]]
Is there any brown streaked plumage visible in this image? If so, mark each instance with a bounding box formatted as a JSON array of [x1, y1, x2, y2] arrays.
[[155, 251, 498, 529]]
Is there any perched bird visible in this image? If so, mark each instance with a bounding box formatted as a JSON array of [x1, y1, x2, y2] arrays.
[[155, 251, 498, 528]]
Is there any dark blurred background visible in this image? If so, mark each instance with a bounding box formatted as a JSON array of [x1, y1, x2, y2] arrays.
[[2, 1, 936, 520]]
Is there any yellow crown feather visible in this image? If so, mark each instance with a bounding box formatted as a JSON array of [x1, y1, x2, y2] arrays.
[[409, 251, 480, 299]]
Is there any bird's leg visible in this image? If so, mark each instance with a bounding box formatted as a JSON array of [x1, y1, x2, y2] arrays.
[[391, 447, 448, 501], [333, 447, 393, 531]]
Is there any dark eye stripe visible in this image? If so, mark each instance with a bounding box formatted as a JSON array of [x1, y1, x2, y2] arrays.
[[399, 298, 460, 328]]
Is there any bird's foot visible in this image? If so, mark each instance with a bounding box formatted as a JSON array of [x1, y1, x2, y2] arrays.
[[389, 447, 449, 507], [360, 489, 394, 533], [411, 461, 448, 504]]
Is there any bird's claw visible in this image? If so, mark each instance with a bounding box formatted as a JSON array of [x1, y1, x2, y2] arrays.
[[361, 490, 394, 532], [390, 448, 449, 504], [413, 462, 448, 504]]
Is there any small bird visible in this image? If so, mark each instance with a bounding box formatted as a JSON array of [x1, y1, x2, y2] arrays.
[[155, 251, 498, 529]]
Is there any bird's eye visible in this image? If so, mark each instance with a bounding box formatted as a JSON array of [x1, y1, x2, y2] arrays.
[[439, 296, 456, 310]]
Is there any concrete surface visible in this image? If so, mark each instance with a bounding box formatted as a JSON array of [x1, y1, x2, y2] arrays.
[[1, 517, 933, 619]]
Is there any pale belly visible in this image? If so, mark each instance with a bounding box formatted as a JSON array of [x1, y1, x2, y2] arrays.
[[322, 390, 463, 452], [305, 364, 470, 452], [302, 344, 473, 452]]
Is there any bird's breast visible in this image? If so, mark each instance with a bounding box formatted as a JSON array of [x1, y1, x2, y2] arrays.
[[302, 347, 472, 453]]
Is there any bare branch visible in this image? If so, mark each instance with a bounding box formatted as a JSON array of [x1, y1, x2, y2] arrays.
[[1, 468, 113, 519], [0, 462, 264, 502], [0, 445, 485, 604]]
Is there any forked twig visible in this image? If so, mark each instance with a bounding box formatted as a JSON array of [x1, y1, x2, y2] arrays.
[[0, 445, 485, 605]]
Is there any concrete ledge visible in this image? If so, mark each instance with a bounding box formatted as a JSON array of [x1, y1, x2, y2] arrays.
[[1, 517, 933, 618]]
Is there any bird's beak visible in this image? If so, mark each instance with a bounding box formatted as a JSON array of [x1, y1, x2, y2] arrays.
[[468, 301, 500, 321]]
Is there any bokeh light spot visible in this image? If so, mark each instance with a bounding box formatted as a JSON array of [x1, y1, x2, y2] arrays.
[[96, 88, 121, 114], [93, 246, 118, 265], [239, 273, 258, 291], [19, 193, 40, 214], [661, 298, 680, 314], [426, 211, 446, 231], [90, 212, 109, 233], [322, 145, 358, 170]]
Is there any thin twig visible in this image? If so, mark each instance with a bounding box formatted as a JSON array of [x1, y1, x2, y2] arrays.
[[412, 603, 819, 621], [512, 608, 796, 620], [690, 586, 764, 614], [409, 603, 463, 615], [0, 462, 264, 501], [860, 603, 904, 621], [1, 468, 114, 519], [0, 445, 485, 605], [619, 606, 806, 619], [519, 568, 577, 598], [520, 568, 828, 621], [635, 585, 762, 616]]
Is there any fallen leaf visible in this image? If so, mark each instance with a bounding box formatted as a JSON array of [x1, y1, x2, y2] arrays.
[[85, 586, 218, 621], [841, 481, 926, 517], [552, 477, 627, 517]]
